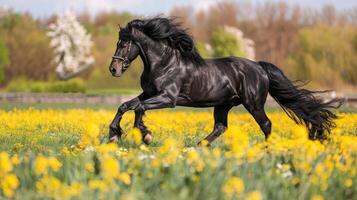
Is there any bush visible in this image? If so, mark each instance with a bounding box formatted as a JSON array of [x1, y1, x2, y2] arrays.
[[211, 27, 246, 58], [5, 78, 29, 92], [6, 78, 86, 93], [44, 79, 86, 93]]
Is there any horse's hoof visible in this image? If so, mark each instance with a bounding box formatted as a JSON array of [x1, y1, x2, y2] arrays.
[[143, 134, 152, 145], [109, 135, 119, 143]]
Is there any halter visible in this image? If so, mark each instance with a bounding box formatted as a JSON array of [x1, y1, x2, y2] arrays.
[[112, 40, 132, 71]]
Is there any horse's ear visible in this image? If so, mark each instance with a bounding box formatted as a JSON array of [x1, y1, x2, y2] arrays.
[[118, 24, 122, 30], [127, 23, 132, 30]]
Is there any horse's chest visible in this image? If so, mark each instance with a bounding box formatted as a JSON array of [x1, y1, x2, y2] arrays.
[[140, 75, 161, 96]]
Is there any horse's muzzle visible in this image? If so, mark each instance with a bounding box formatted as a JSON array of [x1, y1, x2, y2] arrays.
[[109, 61, 123, 77]]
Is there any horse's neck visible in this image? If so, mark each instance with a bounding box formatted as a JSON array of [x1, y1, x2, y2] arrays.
[[137, 44, 150, 71], [139, 40, 172, 72], [133, 29, 174, 71]]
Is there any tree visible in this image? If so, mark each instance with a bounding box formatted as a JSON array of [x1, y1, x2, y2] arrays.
[[47, 10, 94, 80], [0, 13, 56, 82], [211, 26, 255, 60], [0, 37, 9, 83], [286, 25, 357, 87]]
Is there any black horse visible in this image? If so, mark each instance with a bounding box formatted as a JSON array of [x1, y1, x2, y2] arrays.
[[108, 17, 340, 145]]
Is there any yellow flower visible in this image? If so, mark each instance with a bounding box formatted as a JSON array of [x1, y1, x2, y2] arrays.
[[101, 157, 120, 179], [79, 123, 100, 147], [34, 155, 62, 175], [151, 158, 161, 167], [0, 152, 13, 175], [1, 174, 19, 198], [97, 143, 119, 154], [62, 182, 82, 199], [11, 154, 21, 165], [121, 194, 137, 200], [61, 147, 71, 155], [187, 149, 199, 162], [291, 177, 300, 185], [223, 126, 249, 157], [245, 191, 263, 200], [48, 157, 62, 172], [311, 195, 324, 200], [293, 126, 308, 140], [128, 128, 142, 145], [85, 123, 100, 138], [89, 180, 107, 191], [118, 172, 131, 185], [191, 175, 199, 182], [344, 179, 353, 188], [223, 176, 245, 198], [34, 155, 47, 175], [200, 140, 209, 146], [187, 149, 205, 172], [85, 162, 94, 173], [159, 138, 176, 154], [36, 175, 61, 197]]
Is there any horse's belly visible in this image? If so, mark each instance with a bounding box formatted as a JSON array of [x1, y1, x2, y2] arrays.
[[178, 67, 241, 107], [177, 86, 240, 107], [191, 88, 228, 102]]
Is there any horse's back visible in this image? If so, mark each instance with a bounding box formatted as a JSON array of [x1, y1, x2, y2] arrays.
[[222, 56, 270, 106], [203, 56, 269, 87]]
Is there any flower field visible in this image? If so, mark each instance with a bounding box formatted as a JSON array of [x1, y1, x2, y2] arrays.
[[0, 108, 356, 199]]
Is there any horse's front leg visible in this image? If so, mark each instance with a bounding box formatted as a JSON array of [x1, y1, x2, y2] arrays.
[[133, 110, 152, 144], [109, 94, 143, 142], [134, 91, 178, 144]]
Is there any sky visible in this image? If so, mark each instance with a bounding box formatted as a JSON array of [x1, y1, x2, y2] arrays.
[[0, 0, 356, 18]]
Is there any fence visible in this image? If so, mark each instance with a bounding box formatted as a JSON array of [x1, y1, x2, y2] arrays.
[[0, 93, 133, 105]]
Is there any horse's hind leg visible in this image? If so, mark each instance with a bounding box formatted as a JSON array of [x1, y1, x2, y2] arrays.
[[244, 105, 272, 140], [198, 105, 232, 145]]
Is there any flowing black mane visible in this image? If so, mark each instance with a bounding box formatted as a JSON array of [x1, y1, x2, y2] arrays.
[[120, 17, 205, 66]]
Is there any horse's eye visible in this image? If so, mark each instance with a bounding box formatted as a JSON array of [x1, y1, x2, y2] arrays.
[[117, 42, 126, 48]]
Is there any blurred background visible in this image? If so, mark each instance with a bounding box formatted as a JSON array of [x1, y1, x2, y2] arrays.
[[0, 0, 356, 107]]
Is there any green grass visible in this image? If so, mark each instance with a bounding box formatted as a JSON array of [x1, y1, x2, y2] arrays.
[[0, 102, 118, 110], [1, 102, 356, 113]]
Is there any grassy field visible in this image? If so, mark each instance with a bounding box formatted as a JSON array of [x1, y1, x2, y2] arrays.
[[0, 106, 356, 199], [85, 88, 142, 96], [1, 102, 357, 112]]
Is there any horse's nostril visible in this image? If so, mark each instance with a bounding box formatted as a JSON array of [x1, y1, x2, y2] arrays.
[[110, 67, 116, 74]]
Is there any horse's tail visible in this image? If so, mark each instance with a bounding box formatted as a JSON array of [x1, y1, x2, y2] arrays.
[[258, 61, 342, 140]]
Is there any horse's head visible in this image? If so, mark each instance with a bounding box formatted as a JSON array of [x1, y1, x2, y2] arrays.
[[109, 26, 140, 77]]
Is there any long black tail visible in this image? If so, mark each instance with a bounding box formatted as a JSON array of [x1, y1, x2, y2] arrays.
[[258, 61, 342, 140]]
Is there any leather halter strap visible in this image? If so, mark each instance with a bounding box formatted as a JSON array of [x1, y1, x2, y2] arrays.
[[112, 40, 132, 71]]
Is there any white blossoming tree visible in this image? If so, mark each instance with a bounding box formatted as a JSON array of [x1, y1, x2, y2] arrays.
[[47, 10, 94, 80]]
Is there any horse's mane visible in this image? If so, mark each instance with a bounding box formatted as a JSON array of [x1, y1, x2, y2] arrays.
[[120, 17, 205, 66]]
